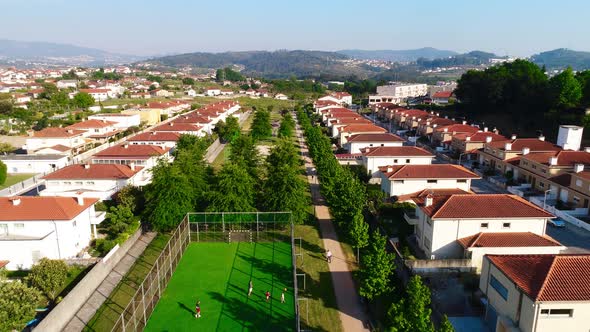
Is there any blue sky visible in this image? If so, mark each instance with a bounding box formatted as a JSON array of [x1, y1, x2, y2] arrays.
[[1, 0, 588, 56]]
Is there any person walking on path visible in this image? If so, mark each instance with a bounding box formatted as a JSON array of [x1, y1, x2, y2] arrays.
[[265, 291, 271, 302], [194, 300, 201, 318], [248, 280, 253, 297], [281, 288, 286, 303], [326, 249, 333, 263]]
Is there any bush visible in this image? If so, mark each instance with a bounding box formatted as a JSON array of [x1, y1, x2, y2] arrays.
[[26, 258, 68, 301], [0, 160, 6, 185], [94, 239, 117, 256]]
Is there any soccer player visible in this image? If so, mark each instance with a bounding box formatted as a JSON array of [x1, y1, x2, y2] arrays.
[[265, 290, 271, 302], [195, 300, 201, 318], [248, 279, 253, 297], [326, 249, 333, 263], [281, 288, 286, 303]]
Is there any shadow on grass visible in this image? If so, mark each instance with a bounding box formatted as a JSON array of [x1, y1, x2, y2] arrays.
[[177, 301, 194, 317]]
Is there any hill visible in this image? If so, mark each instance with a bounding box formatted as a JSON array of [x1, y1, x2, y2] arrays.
[[416, 50, 502, 68], [0, 39, 144, 66], [337, 47, 458, 62], [531, 48, 590, 70], [148, 50, 375, 79]]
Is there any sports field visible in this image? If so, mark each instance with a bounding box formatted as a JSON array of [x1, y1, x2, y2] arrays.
[[145, 241, 296, 332]]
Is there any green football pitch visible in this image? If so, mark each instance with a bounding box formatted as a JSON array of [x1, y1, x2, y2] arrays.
[[145, 241, 296, 332]]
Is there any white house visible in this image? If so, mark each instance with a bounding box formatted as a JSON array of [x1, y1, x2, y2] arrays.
[[344, 133, 405, 154], [25, 127, 88, 154], [88, 113, 141, 129], [79, 89, 108, 102], [41, 163, 148, 200], [318, 92, 352, 105], [378, 164, 480, 197], [152, 122, 203, 136], [0, 154, 70, 174], [479, 254, 590, 332], [361, 146, 434, 175], [339, 124, 388, 145], [185, 89, 197, 97], [0, 196, 104, 270], [66, 119, 120, 140], [57, 80, 77, 89], [127, 131, 181, 148], [410, 194, 554, 260], [91, 143, 172, 169], [275, 93, 288, 100], [205, 88, 221, 96]]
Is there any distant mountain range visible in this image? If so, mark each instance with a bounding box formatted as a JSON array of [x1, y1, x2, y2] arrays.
[[337, 47, 458, 62], [0, 39, 145, 66], [530, 48, 590, 71]]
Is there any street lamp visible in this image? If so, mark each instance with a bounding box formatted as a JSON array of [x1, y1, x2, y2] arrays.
[[543, 189, 552, 210]]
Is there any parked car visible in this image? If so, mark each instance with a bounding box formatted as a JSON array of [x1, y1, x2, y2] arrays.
[[548, 218, 566, 228]]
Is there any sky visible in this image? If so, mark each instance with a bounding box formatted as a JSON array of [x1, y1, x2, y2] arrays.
[[1, 0, 589, 57]]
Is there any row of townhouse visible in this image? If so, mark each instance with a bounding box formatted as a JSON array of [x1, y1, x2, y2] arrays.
[[317, 97, 590, 331], [0, 101, 241, 270]]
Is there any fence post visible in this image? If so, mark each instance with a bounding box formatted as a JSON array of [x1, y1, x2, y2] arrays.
[[156, 259, 161, 298], [141, 283, 147, 327]]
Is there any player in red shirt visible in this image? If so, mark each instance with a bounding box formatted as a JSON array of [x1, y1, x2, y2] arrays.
[[195, 300, 201, 318], [265, 291, 271, 302]]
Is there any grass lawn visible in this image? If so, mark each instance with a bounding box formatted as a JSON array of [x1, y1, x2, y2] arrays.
[[211, 144, 232, 171], [145, 242, 295, 332], [84, 233, 170, 332], [0, 173, 36, 189]]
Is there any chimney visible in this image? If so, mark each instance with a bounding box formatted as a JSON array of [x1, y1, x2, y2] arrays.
[[433, 124, 438, 128], [466, 136, 471, 142], [575, 164, 585, 173], [538, 135, 545, 141], [483, 127, 488, 132], [436, 113, 440, 116], [511, 134, 517, 140], [84, 164, 90, 169], [151, 131, 157, 135], [76, 194, 84, 206], [522, 147, 530, 155], [124, 144, 129, 149], [130, 162, 136, 171], [443, 128, 448, 133], [462, 120, 467, 125], [425, 194, 433, 207], [585, 147, 590, 153], [493, 128, 499, 134], [485, 136, 493, 143], [10, 197, 21, 206], [505, 143, 512, 150], [549, 156, 558, 166], [67, 129, 74, 134], [444, 115, 448, 119], [169, 122, 173, 126], [386, 166, 393, 173]]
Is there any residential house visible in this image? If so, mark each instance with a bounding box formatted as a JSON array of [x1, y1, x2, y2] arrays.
[[431, 91, 454, 105], [339, 124, 388, 145], [275, 93, 288, 100], [152, 122, 203, 136], [344, 133, 404, 154], [66, 119, 121, 142], [88, 113, 141, 129], [41, 163, 148, 200], [205, 87, 221, 96], [121, 108, 161, 126], [79, 89, 109, 102], [431, 123, 479, 148], [149, 89, 173, 98], [361, 146, 434, 175], [56, 80, 77, 89], [127, 132, 181, 148], [0, 196, 104, 270], [25, 127, 88, 155], [318, 92, 353, 105], [91, 144, 171, 169], [416, 117, 456, 137], [450, 130, 507, 160], [479, 254, 590, 332], [0, 154, 69, 174], [379, 164, 479, 197]]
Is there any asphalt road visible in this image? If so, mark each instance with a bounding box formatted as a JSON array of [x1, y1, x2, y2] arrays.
[[546, 223, 590, 253]]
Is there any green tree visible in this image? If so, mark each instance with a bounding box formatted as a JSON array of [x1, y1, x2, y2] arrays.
[[387, 275, 434, 332], [348, 213, 369, 262], [278, 112, 295, 138], [105, 205, 138, 235], [0, 94, 13, 115], [359, 230, 394, 300], [229, 134, 260, 180], [0, 142, 15, 154], [549, 67, 582, 108], [0, 160, 6, 185], [215, 116, 241, 143], [39, 83, 59, 99], [250, 109, 272, 141], [115, 185, 144, 214], [144, 161, 195, 231], [576, 70, 590, 106], [26, 258, 69, 301], [182, 77, 195, 85], [208, 162, 256, 212], [438, 315, 455, 332], [50, 91, 70, 106], [73, 92, 95, 109], [0, 281, 42, 331]]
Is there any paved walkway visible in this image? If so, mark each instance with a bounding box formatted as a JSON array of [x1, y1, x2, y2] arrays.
[[64, 232, 157, 331], [205, 111, 251, 164], [295, 118, 370, 332]]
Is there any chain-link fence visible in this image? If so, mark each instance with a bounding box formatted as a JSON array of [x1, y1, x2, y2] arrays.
[[110, 217, 190, 332]]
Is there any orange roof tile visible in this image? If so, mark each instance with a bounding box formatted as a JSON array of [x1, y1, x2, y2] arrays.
[[458, 232, 562, 248], [128, 132, 181, 142], [379, 164, 480, 179], [347, 133, 404, 143], [93, 144, 170, 158], [66, 119, 116, 129], [0, 196, 98, 221], [340, 124, 387, 134], [33, 127, 84, 138], [362, 146, 433, 157], [43, 164, 142, 180]]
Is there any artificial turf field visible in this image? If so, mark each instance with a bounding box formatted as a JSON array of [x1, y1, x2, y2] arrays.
[[145, 241, 296, 332]]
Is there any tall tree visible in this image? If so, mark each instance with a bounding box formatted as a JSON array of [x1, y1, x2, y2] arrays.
[[250, 109, 272, 141], [576, 70, 590, 106], [0, 160, 6, 185], [26, 258, 69, 302], [144, 161, 195, 231], [208, 162, 256, 212], [359, 230, 395, 300], [0, 281, 42, 331], [72, 92, 95, 109], [438, 315, 455, 332], [387, 275, 434, 332], [215, 116, 241, 143], [278, 112, 295, 138], [229, 134, 260, 180], [549, 67, 582, 108], [348, 213, 369, 262]]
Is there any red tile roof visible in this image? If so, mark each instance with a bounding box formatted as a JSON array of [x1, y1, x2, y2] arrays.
[[433, 91, 453, 98], [0, 261, 9, 269], [347, 133, 404, 143], [43, 164, 142, 180], [153, 122, 201, 132], [396, 188, 471, 202], [93, 144, 170, 158], [434, 124, 479, 134], [487, 254, 590, 302], [379, 164, 480, 179], [453, 131, 507, 143], [341, 124, 387, 134], [414, 194, 554, 219], [128, 132, 181, 142], [522, 151, 590, 167], [362, 146, 434, 157], [66, 119, 116, 129], [0, 196, 98, 221], [33, 127, 84, 138], [47, 144, 71, 152], [458, 232, 562, 248], [487, 138, 561, 152]]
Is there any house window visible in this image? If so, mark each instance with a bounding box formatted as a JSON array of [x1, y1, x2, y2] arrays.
[[574, 196, 580, 203], [503, 223, 511, 229], [86, 181, 95, 185], [73, 220, 77, 227], [539, 182, 544, 188], [542, 169, 547, 174], [64, 181, 72, 186], [457, 179, 467, 183], [424, 237, 431, 250], [393, 180, 404, 184], [394, 159, 398, 164], [532, 165, 537, 169], [75, 181, 83, 186], [406, 159, 411, 163], [480, 223, 489, 229], [427, 180, 438, 184], [490, 275, 509, 300], [14, 223, 24, 230], [576, 179, 583, 187], [540, 309, 573, 318]]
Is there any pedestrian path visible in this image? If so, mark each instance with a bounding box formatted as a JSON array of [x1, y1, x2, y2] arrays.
[[295, 121, 370, 332]]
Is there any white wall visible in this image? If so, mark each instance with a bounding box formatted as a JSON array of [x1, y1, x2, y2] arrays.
[[89, 114, 141, 129], [363, 156, 433, 175], [0, 206, 94, 270], [347, 141, 403, 154], [469, 246, 564, 273], [25, 136, 84, 152], [386, 178, 472, 197], [0, 157, 69, 174]]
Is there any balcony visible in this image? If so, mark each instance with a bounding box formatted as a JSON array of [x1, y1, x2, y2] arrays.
[[403, 209, 419, 225], [91, 211, 106, 225]]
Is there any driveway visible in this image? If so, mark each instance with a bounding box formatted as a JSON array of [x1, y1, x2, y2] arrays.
[[470, 179, 509, 194], [546, 223, 590, 253]]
